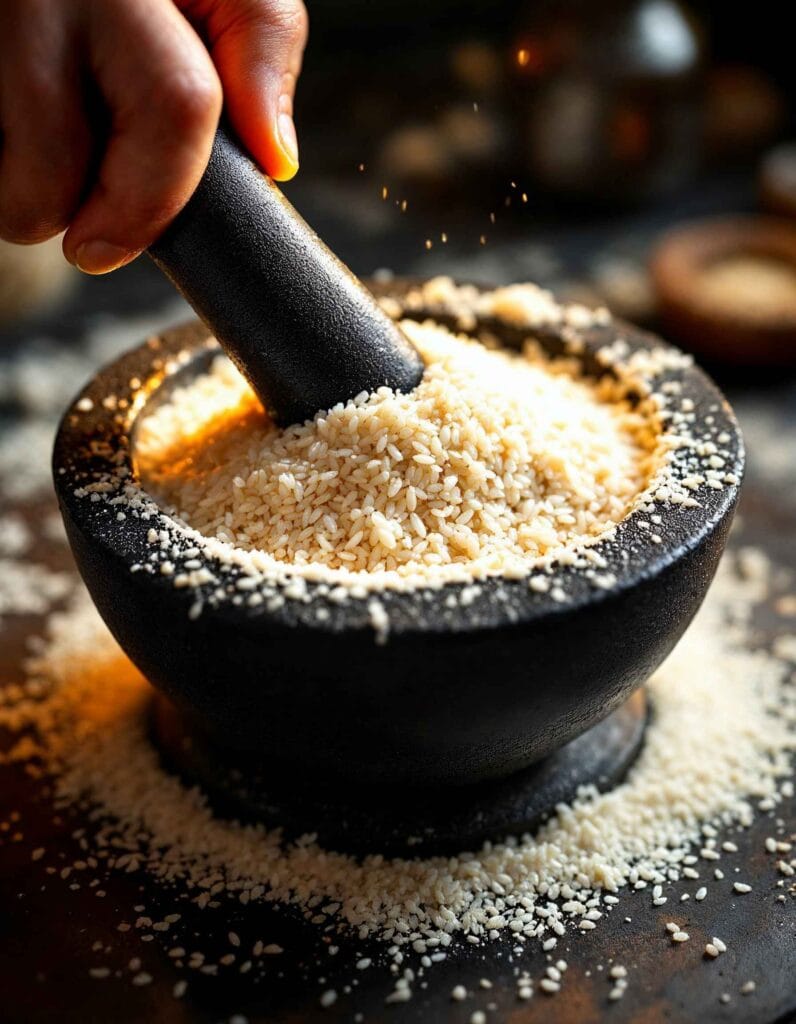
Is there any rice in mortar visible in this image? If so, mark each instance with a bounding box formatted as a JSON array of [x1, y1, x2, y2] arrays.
[[135, 319, 662, 585]]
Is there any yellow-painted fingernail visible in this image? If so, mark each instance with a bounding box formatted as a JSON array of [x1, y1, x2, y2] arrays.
[[277, 110, 299, 178]]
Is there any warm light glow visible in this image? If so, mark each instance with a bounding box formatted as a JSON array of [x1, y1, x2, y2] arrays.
[[135, 397, 263, 486], [514, 41, 546, 73]]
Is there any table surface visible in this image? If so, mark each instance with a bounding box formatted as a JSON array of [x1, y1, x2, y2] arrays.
[[0, 172, 794, 1024]]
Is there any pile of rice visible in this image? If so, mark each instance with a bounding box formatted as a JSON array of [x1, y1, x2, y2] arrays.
[[135, 320, 661, 583]]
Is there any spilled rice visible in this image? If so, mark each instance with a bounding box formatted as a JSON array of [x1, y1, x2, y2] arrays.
[[1, 549, 794, 965]]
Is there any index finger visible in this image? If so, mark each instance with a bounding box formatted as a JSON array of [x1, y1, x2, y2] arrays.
[[63, 0, 222, 273]]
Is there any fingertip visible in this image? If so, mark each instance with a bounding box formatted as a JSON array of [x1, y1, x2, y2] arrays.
[[231, 114, 299, 182], [274, 112, 299, 180], [263, 144, 299, 183], [64, 237, 139, 275], [273, 160, 299, 183]]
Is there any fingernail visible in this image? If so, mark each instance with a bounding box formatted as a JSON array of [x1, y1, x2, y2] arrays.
[[73, 241, 135, 275], [277, 110, 299, 174]]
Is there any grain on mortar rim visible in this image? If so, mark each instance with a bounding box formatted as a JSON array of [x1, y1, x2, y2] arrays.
[[64, 278, 742, 639]]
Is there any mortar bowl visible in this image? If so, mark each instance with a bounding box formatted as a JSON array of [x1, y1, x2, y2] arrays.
[[52, 280, 744, 790]]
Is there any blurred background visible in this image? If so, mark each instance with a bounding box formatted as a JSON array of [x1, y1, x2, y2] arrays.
[[1, 0, 795, 508]]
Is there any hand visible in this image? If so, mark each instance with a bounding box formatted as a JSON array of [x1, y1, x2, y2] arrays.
[[0, 0, 308, 273]]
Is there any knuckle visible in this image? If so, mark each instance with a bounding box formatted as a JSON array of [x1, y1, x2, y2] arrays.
[[161, 68, 222, 133]]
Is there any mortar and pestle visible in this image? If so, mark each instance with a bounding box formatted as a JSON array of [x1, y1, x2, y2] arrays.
[[53, 129, 744, 854]]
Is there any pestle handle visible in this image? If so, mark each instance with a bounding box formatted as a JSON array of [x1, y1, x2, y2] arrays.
[[149, 126, 423, 426]]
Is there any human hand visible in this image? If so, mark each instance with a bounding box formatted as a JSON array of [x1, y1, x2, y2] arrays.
[[0, 0, 308, 273]]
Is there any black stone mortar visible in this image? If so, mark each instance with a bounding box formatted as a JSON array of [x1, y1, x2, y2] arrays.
[[52, 282, 744, 851]]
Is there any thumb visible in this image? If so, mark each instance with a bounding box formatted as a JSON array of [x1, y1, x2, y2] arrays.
[[179, 0, 308, 181]]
